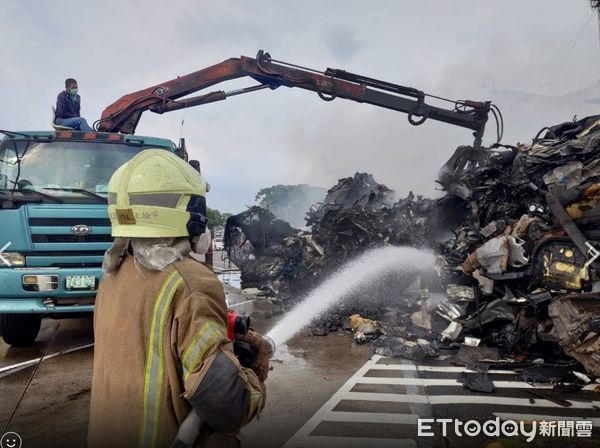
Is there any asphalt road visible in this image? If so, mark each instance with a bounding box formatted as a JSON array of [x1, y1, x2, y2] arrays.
[[1, 252, 600, 447], [284, 355, 600, 448], [0, 252, 373, 448]]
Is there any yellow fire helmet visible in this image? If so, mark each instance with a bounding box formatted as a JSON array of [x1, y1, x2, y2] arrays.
[[107, 149, 208, 238]]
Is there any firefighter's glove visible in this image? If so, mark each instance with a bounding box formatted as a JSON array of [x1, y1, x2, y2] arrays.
[[236, 330, 270, 382]]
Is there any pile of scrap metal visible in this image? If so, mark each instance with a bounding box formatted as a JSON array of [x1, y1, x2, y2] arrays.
[[432, 114, 600, 376], [224, 173, 434, 294], [226, 114, 600, 377], [306, 173, 434, 259], [223, 206, 325, 293]]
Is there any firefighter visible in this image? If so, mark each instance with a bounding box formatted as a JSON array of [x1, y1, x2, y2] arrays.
[[88, 149, 269, 448]]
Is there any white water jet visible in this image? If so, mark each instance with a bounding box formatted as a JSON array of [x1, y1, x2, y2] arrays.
[[266, 246, 436, 348]]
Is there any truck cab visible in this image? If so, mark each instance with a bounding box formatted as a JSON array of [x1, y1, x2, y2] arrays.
[[0, 130, 180, 346]]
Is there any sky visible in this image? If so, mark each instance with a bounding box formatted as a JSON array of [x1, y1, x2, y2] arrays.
[[2, 0, 600, 213]]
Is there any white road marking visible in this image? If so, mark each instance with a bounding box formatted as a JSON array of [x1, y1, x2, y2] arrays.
[[428, 395, 600, 409], [342, 392, 429, 404], [284, 354, 600, 447], [342, 392, 599, 410], [371, 363, 518, 375], [494, 413, 600, 426], [355, 376, 599, 390], [283, 356, 396, 447], [324, 411, 418, 424]]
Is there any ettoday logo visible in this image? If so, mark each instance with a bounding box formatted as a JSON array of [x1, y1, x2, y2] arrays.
[[418, 418, 593, 441]]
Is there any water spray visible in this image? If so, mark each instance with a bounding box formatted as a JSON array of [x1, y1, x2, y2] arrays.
[[266, 246, 436, 349], [174, 246, 434, 447]]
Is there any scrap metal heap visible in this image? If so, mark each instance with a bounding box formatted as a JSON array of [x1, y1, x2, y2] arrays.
[[226, 114, 600, 377], [307, 173, 434, 258], [225, 173, 434, 294], [224, 206, 327, 292], [433, 114, 600, 377]]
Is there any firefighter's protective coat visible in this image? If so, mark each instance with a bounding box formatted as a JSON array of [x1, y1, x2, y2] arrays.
[[88, 256, 263, 448]]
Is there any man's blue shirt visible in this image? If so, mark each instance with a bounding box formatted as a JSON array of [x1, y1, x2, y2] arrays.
[[56, 91, 81, 119]]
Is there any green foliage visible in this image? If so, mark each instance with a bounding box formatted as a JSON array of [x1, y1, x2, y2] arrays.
[[206, 207, 231, 229], [255, 185, 299, 205]]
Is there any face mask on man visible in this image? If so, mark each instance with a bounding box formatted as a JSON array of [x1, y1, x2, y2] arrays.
[[69, 87, 78, 96]]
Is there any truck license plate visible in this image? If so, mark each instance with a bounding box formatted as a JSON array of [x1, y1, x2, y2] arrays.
[[65, 275, 96, 290]]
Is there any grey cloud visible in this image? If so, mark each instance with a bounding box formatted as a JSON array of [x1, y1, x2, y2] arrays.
[[1, 0, 599, 213], [325, 26, 362, 62]]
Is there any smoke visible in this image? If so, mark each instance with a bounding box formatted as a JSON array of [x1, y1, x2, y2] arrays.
[[325, 26, 363, 62], [256, 184, 327, 229], [276, 3, 600, 199]]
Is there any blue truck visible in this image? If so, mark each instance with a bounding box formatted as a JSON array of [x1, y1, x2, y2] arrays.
[[0, 130, 183, 346]]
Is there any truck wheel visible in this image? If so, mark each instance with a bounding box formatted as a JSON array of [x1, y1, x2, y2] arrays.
[[0, 314, 42, 347]]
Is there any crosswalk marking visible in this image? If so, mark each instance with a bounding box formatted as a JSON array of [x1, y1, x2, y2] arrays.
[[332, 391, 599, 409], [370, 363, 519, 374], [429, 395, 599, 409], [325, 411, 418, 424], [283, 354, 599, 447], [494, 413, 600, 426], [356, 376, 599, 390], [341, 391, 429, 404], [283, 355, 422, 447]]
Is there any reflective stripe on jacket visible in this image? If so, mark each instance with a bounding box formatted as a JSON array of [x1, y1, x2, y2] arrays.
[[88, 256, 263, 448]]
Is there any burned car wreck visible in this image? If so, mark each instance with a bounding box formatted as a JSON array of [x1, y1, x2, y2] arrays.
[[225, 115, 600, 378]]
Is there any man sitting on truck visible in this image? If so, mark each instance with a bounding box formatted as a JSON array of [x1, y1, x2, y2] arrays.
[[55, 78, 93, 131]]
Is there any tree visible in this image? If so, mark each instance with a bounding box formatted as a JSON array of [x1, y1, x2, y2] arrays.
[[206, 207, 231, 230], [591, 1, 600, 10], [255, 185, 298, 207]]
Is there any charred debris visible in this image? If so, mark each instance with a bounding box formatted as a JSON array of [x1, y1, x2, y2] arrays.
[[225, 114, 600, 378]]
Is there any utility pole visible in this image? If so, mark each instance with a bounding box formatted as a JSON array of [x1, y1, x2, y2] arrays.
[[589, 1, 600, 78], [594, 2, 600, 56]]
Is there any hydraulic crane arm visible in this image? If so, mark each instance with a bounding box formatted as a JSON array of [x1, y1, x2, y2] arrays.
[[97, 50, 501, 152]]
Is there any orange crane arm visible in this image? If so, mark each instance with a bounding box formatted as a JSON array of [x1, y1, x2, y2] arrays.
[[97, 50, 499, 154]]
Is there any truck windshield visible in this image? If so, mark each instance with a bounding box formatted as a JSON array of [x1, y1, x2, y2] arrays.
[[0, 140, 151, 201]]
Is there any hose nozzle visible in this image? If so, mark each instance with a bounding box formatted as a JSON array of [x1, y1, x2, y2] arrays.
[[263, 335, 276, 357]]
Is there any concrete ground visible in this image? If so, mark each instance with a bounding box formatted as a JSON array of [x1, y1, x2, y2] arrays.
[[240, 323, 373, 448], [0, 319, 94, 447], [0, 252, 373, 448]]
